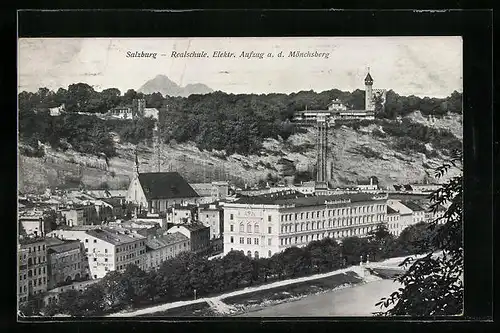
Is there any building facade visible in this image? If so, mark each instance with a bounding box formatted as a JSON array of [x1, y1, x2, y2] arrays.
[[387, 199, 414, 231], [166, 223, 211, 255], [60, 208, 85, 226], [45, 238, 90, 290], [19, 215, 45, 237], [198, 203, 224, 240], [47, 227, 147, 279], [18, 238, 48, 303], [223, 192, 389, 259], [385, 206, 402, 236], [143, 232, 190, 271]]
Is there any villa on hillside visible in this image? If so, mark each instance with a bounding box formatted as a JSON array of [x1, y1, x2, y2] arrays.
[[293, 71, 386, 124]]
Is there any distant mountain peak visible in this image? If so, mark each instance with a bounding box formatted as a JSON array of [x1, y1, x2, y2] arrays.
[[138, 75, 213, 97]]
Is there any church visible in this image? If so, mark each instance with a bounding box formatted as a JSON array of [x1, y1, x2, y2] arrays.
[[293, 70, 386, 123]]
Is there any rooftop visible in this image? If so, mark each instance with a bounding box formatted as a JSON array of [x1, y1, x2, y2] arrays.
[[401, 201, 425, 212], [145, 232, 189, 251], [138, 172, 199, 200], [86, 228, 146, 245], [387, 206, 398, 214], [235, 192, 387, 207]]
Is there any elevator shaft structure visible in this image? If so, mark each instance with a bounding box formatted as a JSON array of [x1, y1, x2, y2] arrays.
[[153, 121, 161, 172], [316, 116, 329, 187]]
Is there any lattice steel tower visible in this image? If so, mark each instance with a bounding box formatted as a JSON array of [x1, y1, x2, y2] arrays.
[[316, 116, 329, 185]]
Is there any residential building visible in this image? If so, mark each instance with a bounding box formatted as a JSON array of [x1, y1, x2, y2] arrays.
[[45, 237, 90, 289], [18, 237, 48, 303], [143, 232, 190, 271], [84, 228, 147, 278], [385, 206, 402, 236], [126, 172, 200, 214], [223, 191, 389, 259], [165, 204, 198, 224], [60, 207, 86, 226], [387, 199, 414, 231], [401, 201, 426, 225], [47, 226, 147, 279], [198, 203, 224, 240], [166, 223, 211, 255]]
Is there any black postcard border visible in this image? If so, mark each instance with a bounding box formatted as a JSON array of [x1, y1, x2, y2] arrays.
[[4, 8, 495, 333]]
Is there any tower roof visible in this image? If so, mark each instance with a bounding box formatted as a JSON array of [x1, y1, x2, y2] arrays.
[[365, 72, 374, 84]]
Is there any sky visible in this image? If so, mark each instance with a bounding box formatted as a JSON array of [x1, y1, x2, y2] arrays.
[[18, 37, 462, 98]]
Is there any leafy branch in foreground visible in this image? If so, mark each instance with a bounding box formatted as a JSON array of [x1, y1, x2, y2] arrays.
[[374, 150, 463, 316]]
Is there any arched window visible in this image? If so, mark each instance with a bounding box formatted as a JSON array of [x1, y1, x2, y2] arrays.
[[254, 224, 259, 233], [247, 224, 252, 233], [255, 251, 259, 259], [301, 223, 304, 231], [247, 251, 252, 258]]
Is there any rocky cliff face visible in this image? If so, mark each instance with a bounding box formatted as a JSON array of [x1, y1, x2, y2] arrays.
[[18, 112, 462, 193]]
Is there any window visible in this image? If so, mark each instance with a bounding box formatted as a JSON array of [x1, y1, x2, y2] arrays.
[[240, 237, 244, 244], [254, 224, 259, 233], [247, 238, 251, 244], [240, 224, 244, 232], [247, 251, 252, 258], [230, 225, 234, 232], [254, 238, 259, 245], [85, 239, 88, 243], [268, 238, 271, 246], [93, 258, 97, 262], [105, 258, 108, 262], [268, 250, 272, 257], [230, 236, 234, 243], [247, 224, 252, 233], [105, 249, 108, 254], [93, 239, 97, 243], [268, 226, 272, 234], [268, 216, 271, 222], [255, 251, 259, 259], [230, 214, 234, 220]]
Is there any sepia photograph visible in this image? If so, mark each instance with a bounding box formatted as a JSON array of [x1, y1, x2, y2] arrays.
[[17, 36, 463, 319]]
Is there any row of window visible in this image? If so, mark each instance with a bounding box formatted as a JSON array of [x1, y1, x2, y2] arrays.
[[25, 244, 46, 253], [280, 215, 384, 233], [23, 266, 46, 279], [230, 236, 272, 246], [229, 224, 272, 234], [229, 214, 273, 222], [280, 205, 385, 222], [22, 255, 46, 266], [23, 276, 47, 288], [279, 226, 377, 245]]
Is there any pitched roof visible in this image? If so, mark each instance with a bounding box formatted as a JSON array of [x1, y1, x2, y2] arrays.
[[401, 201, 425, 212], [86, 228, 145, 245], [387, 206, 398, 214], [145, 232, 189, 251], [138, 172, 199, 200], [235, 192, 387, 207], [365, 72, 373, 82]]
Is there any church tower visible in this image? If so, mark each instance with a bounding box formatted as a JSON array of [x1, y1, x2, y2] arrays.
[[365, 69, 374, 111]]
